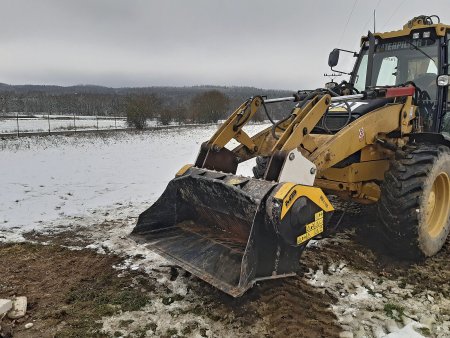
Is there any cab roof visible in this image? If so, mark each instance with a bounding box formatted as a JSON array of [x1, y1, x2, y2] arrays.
[[361, 16, 450, 45]]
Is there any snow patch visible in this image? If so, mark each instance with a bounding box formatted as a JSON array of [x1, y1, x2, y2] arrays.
[[383, 322, 426, 338], [303, 246, 450, 338]]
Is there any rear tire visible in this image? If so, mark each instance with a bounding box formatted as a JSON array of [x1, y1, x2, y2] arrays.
[[377, 144, 450, 259]]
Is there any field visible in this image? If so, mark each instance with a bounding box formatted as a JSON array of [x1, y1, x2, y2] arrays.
[[0, 126, 449, 338]]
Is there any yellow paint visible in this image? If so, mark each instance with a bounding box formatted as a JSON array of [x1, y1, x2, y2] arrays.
[[360, 20, 449, 45], [329, 107, 348, 112], [306, 219, 323, 233], [277, 94, 331, 152], [297, 211, 324, 244], [320, 160, 390, 183], [310, 103, 408, 171], [274, 183, 334, 219], [227, 178, 246, 186], [315, 210, 323, 221], [425, 172, 450, 238], [208, 97, 263, 149], [175, 164, 193, 177], [274, 182, 297, 199]]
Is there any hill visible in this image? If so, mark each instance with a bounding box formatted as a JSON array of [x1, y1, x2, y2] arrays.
[[0, 84, 294, 119]]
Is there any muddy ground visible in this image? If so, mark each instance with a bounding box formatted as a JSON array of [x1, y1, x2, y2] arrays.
[[0, 243, 156, 338], [0, 209, 449, 338]]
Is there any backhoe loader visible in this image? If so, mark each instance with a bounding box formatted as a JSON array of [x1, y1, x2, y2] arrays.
[[132, 16, 450, 297]]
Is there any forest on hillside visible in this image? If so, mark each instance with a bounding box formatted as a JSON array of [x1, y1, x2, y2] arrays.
[[0, 84, 295, 126]]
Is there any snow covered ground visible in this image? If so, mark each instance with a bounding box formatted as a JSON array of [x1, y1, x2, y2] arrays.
[[0, 124, 261, 239], [1, 125, 448, 338]]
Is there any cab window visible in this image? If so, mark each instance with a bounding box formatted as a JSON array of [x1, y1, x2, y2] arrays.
[[407, 58, 438, 81], [354, 54, 368, 92], [376, 56, 398, 86]]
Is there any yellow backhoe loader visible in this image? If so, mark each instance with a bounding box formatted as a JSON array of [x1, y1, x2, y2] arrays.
[[132, 16, 450, 297]]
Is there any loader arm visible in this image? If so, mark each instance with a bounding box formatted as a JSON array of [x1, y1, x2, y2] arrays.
[[311, 96, 416, 171], [272, 94, 331, 152], [194, 96, 267, 173], [207, 97, 262, 150], [234, 92, 416, 190], [232, 94, 332, 161]]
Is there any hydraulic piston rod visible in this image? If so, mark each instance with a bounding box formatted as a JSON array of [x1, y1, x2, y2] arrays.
[[263, 93, 364, 104]]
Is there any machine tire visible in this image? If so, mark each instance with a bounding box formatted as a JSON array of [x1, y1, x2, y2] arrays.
[[252, 156, 270, 178], [377, 144, 450, 260]]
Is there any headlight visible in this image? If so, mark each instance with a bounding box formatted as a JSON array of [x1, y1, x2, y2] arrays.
[[325, 82, 337, 89], [437, 75, 449, 86]]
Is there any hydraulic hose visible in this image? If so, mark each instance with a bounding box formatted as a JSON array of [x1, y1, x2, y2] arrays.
[[321, 88, 353, 133], [232, 98, 253, 130], [271, 90, 320, 139]]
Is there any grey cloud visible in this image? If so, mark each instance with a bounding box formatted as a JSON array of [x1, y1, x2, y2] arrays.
[[0, 0, 448, 89]]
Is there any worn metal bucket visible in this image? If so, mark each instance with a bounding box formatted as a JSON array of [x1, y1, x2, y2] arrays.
[[131, 167, 333, 297]]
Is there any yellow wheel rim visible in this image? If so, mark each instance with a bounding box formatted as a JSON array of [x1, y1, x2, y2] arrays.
[[425, 172, 450, 237]]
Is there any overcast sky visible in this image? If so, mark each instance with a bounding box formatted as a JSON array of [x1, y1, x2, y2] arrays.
[[0, 0, 448, 90]]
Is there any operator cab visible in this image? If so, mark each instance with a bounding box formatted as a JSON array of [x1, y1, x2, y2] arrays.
[[352, 30, 439, 131], [328, 16, 450, 135]]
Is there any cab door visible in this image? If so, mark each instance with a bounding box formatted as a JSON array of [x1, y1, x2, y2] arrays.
[[443, 32, 450, 135]]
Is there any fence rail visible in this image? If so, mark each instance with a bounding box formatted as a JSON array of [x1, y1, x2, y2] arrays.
[[0, 114, 220, 138], [0, 114, 128, 137]]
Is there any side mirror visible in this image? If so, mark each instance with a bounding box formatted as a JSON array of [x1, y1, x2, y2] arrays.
[[437, 75, 450, 87], [328, 49, 340, 68]]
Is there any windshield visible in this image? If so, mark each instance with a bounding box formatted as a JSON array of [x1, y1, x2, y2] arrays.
[[353, 37, 439, 92], [352, 35, 440, 131]]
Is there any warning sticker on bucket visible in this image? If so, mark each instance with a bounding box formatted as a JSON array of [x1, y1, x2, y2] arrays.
[[297, 211, 324, 245]]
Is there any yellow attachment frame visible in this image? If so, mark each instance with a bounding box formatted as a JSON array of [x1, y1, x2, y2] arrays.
[[311, 97, 415, 171], [273, 182, 334, 219], [273, 94, 331, 153], [198, 90, 417, 204], [231, 94, 332, 161], [204, 93, 333, 160], [206, 96, 263, 152]]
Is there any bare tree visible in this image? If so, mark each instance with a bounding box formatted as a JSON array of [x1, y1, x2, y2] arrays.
[[126, 94, 162, 129], [159, 108, 174, 125], [189, 90, 230, 123]]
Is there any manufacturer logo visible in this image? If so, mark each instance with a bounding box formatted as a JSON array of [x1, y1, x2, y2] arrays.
[[284, 189, 297, 208]]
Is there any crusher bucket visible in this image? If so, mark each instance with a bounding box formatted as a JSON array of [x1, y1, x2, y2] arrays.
[[131, 166, 334, 297]]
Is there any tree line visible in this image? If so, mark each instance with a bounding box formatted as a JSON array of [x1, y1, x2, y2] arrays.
[[0, 92, 122, 116], [0, 84, 295, 126], [126, 90, 234, 128]]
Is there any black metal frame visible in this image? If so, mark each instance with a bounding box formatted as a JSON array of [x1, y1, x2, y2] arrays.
[[436, 34, 449, 132]]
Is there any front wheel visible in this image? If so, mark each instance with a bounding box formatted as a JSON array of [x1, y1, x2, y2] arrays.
[[377, 144, 450, 259]]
